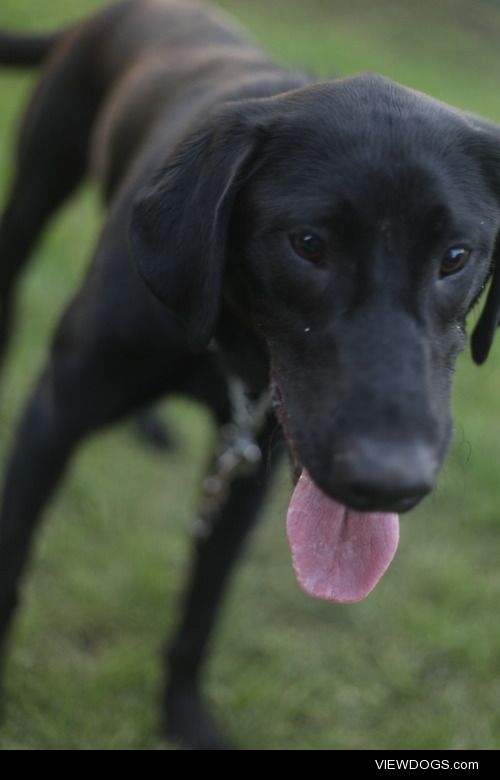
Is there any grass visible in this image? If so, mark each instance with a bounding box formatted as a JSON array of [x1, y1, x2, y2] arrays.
[[1, 0, 500, 750]]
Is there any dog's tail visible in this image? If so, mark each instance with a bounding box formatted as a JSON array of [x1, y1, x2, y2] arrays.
[[0, 29, 62, 67]]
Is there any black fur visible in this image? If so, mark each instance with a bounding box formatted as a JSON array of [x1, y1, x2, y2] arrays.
[[1, 0, 500, 749]]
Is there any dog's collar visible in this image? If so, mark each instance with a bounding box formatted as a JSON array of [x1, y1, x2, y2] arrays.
[[193, 375, 271, 540]]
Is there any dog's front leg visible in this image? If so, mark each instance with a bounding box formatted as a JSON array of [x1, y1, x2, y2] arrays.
[[164, 414, 283, 750]]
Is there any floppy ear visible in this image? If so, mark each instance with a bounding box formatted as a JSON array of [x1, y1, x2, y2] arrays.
[[129, 105, 267, 351], [448, 111, 500, 365], [470, 247, 500, 365], [465, 115, 500, 364]]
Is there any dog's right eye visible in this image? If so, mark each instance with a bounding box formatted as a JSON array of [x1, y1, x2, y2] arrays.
[[289, 233, 325, 266]]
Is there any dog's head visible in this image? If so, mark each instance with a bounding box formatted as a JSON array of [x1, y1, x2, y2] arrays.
[[130, 74, 500, 600]]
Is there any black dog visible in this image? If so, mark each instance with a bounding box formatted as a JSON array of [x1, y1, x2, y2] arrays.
[[1, 0, 500, 749]]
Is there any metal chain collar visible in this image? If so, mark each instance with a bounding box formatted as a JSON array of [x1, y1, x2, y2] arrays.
[[193, 376, 271, 539]]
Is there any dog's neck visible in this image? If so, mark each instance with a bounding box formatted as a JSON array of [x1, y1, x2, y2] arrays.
[[214, 300, 270, 395]]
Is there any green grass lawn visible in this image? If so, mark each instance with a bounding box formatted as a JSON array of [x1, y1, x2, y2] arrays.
[[1, 0, 500, 750]]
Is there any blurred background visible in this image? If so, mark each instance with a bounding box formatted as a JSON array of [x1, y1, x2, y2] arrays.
[[1, 0, 500, 750]]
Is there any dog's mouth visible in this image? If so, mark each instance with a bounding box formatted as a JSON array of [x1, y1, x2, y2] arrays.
[[271, 377, 399, 604]]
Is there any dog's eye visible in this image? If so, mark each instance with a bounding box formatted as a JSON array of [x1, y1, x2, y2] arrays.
[[439, 246, 471, 278], [290, 232, 325, 266]]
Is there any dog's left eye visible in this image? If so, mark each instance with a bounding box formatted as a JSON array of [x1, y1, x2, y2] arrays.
[[439, 246, 471, 278], [289, 232, 325, 266]]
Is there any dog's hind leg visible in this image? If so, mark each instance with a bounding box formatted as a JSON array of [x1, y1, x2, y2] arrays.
[[0, 48, 104, 372], [164, 414, 283, 750]]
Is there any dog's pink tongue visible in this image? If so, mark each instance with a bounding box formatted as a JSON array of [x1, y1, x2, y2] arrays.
[[287, 471, 399, 603]]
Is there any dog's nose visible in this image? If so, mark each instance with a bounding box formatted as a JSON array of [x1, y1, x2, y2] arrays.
[[333, 439, 438, 513]]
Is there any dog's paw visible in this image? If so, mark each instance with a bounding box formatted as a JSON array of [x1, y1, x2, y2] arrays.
[[164, 686, 235, 750]]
